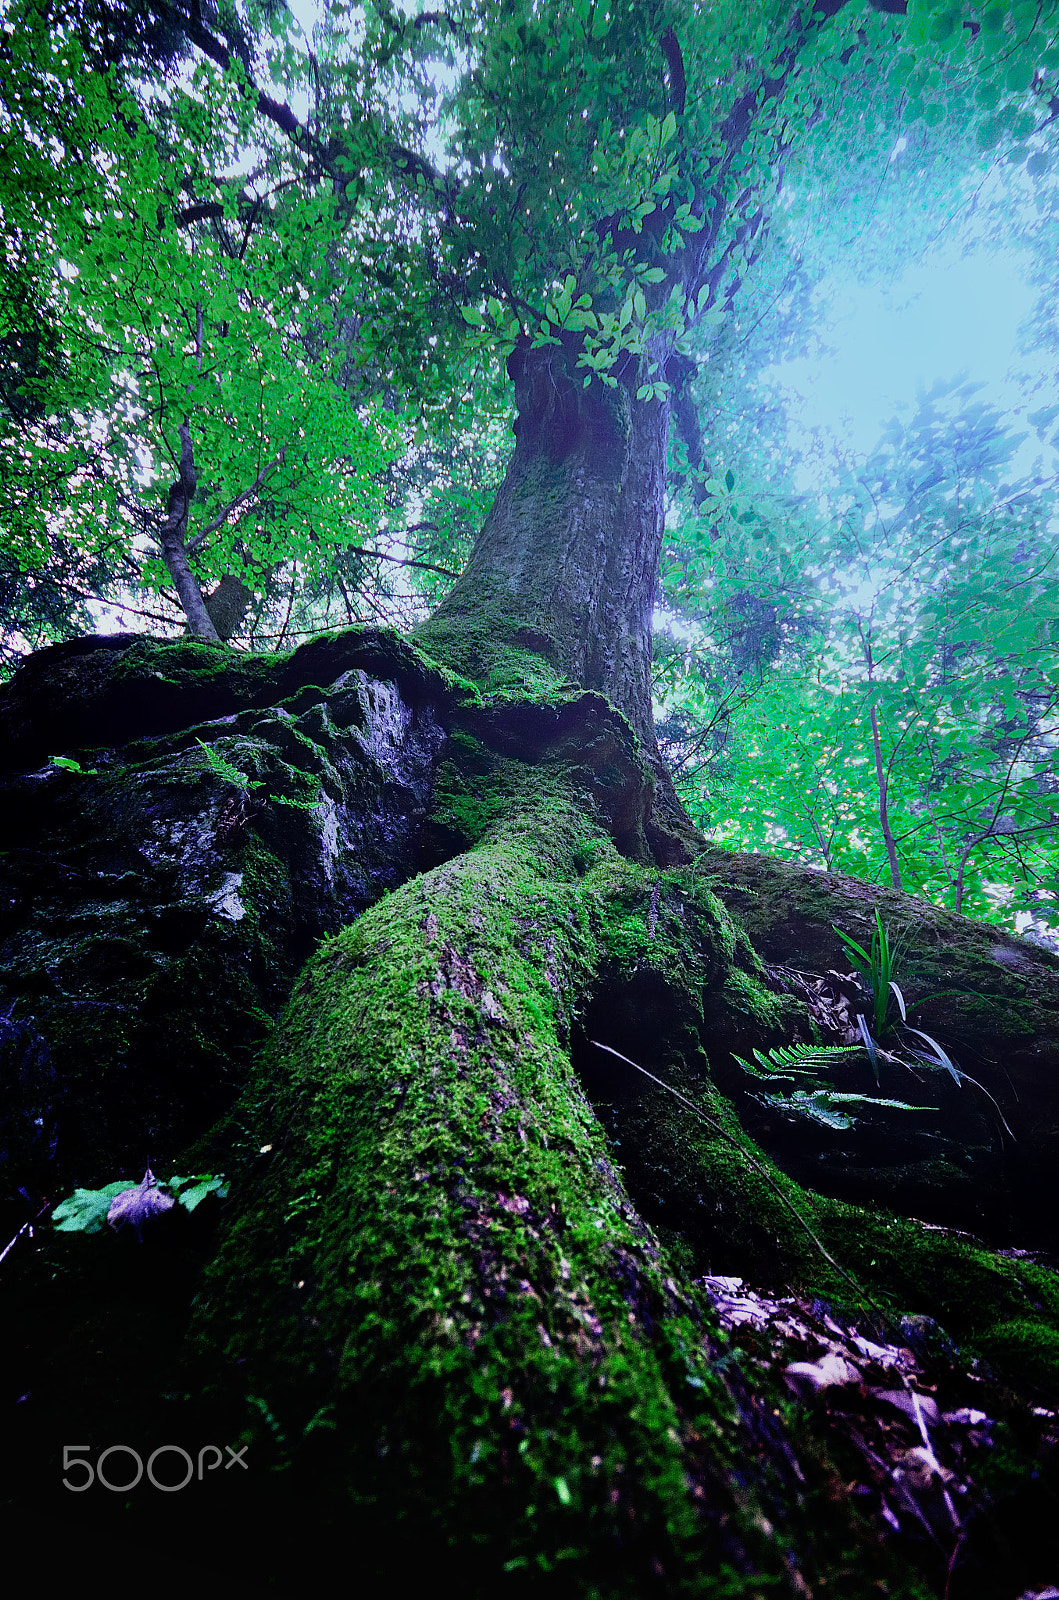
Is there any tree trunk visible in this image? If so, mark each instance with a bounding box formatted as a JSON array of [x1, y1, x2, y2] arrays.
[[418, 338, 667, 753], [0, 532, 1057, 1590], [159, 423, 222, 643], [870, 702, 904, 891], [203, 572, 257, 641]]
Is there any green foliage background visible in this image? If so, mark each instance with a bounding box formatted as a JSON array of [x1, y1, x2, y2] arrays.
[[2, 0, 1058, 931]]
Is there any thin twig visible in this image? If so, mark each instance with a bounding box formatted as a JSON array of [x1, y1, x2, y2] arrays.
[[0, 1199, 50, 1268], [186, 450, 288, 553], [590, 1039, 898, 1332]]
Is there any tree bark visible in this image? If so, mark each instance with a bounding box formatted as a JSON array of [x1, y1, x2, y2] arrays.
[[203, 572, 256, 640], [159, 423, 221, 642], [418, 337, 668, 754], [189, 779, 807, 1593]]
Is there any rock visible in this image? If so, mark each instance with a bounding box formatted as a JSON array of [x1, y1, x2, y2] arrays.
[[0, 629, 448, 1208]]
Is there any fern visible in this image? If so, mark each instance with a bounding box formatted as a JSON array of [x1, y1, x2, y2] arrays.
[[197, 738, 257, 791], [197, 738, 321, 811], [733, 1044, 932, 1131], [734, 1042, 865, 1081]]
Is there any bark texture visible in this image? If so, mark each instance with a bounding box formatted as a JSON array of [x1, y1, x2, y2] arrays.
[[418, 338, 668, 754], [159, 424, 221, 642]]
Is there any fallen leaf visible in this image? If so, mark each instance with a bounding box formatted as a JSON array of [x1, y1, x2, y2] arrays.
[[106, 1168, 174, 1241], [784, 1351, 863, 1395]]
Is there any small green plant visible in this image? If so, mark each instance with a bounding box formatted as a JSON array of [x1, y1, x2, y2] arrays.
[[833, 909, 958, 1084], [166, 1172, 229, 1212], [196, 739, 322, 811], [734, 1042, 931, 1130], [51, 1171, 227, 1235], [834, 908, 911, 1045], [198, 739, 254, 791], [825, 912, 1016, 1140], [51, 1179, 132, 1234], [49, 755, 98, 776]]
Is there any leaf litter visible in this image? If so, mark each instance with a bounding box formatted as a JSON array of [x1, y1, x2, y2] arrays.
[[697, 1271, 1058, 1574]]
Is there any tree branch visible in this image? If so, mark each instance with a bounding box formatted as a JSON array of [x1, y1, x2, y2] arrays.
[[186, 450, 288, 554], [158, 422, 221, 641]]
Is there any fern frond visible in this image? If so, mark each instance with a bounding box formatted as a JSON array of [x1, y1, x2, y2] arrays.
[[734, 1042, 865, 1080]]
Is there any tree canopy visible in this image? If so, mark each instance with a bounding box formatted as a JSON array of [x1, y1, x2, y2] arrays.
[[2, 0, 1059, 926]]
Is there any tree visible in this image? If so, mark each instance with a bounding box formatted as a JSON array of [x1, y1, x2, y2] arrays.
[[3, 1, 1059, 1594]]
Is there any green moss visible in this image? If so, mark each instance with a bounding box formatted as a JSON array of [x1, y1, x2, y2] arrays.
[[695, 850, 1059, 1052], [656, 1108, 1059, 1395], [598, 1052, 1059, 1395], [717, 966, 787, 1030], [110, 635, 284, 697], [187, 754, 1059, 1585], [977, 1318, 1059, 1390], [429, 736, 571, 850], [566, 860, 1059, 1398], [415, 605, 568, 707], [190, 787, 802, 1592]]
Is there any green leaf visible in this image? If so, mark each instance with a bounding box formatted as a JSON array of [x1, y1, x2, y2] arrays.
[[857, 1015, 880, 1086], [171, 1174, 228, 1211], [197, 740, 258, 791], [889, 980, 907, 1022], [903, 1026, 961, 1085], [49, 755, 99, 776], [52, 1181, 132, 1234], [833, 926, 871, 973]]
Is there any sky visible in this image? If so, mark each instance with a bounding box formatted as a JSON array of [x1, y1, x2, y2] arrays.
[[762, 237, 1054, 500]]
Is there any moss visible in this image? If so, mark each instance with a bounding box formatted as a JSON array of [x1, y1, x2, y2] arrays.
[[716, 967, 787, 1031], [183, 756, 1059, 1588], [565, 860, 1059, 1400], [8, 621, 1057, 1586], [0, 624, 466, 777], [428, 741, 577, 853], [646, 1093, 1059, 1396], [596, 1049, 1059, 1395], [110, 635, 284, 695], [189, 788, 807, 1593], [695, 849, 1059, 1051], [414, 603, 568, 708], [977, 1319, 1059, 1391], [0, 631, 454, 1197]]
